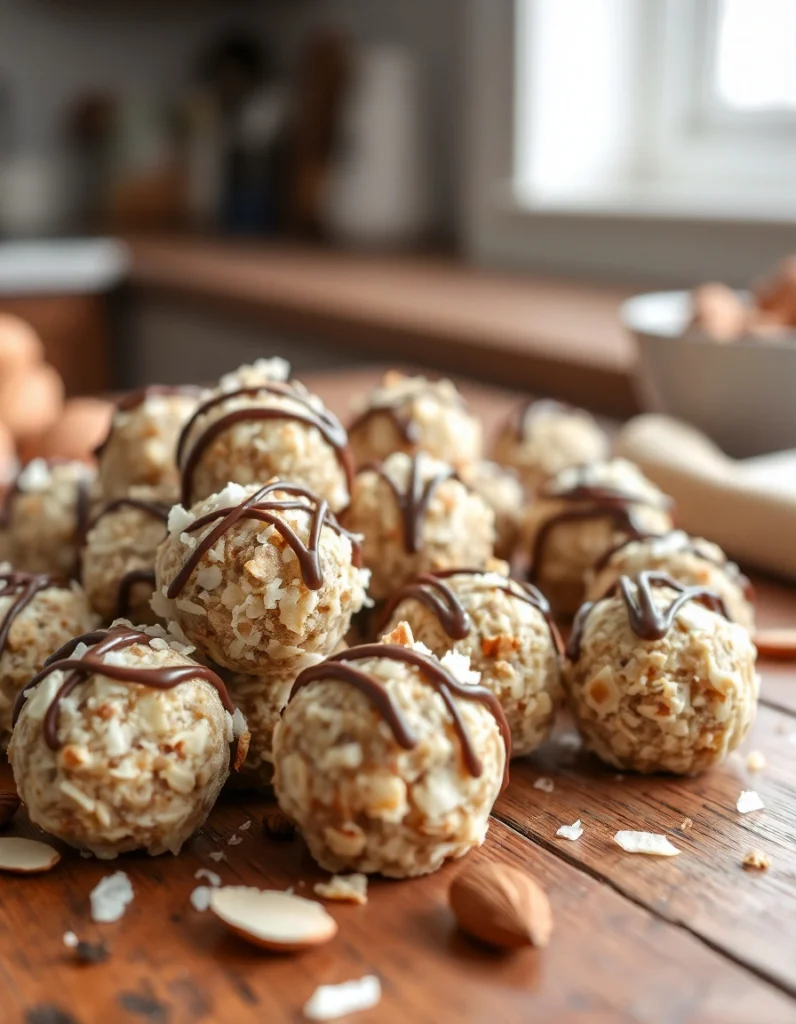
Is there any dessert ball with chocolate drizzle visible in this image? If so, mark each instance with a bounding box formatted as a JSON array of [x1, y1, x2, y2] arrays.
[[523, 458, 674, 618], [564, 571, 757, 775], [95, 384, 204, 500], [273, 623, 509, 877], [348, 371, 483, 468], [176, 359, 353, 513], [586, 530, 755, 632], [382, 566, 562, 757], [342, 451, 496, 602], [153, 480, 369, 674], [458, 461, 525, 561], [0, 567, 96, 746], [493, 399, 609, 495], [0, 458, 95, 578], [8, 624, 244, 858], [81, 488, 170, 626]]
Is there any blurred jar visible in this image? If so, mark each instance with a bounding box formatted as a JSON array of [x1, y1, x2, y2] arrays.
[[0, 154, 72, 237]]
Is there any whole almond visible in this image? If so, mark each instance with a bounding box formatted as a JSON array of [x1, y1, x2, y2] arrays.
[[0, 792, 20, 829], [449, 862, 553, 949], [754, 629, 796, 661]]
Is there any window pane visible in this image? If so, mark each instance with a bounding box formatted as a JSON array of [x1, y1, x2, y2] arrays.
[[714, 0, 796, 111]]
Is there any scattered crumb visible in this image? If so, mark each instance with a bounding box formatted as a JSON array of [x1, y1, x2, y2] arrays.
[[227, 834, 244, 846], [190, 886, 213, 912], [746, 750, 766, 772], [556, 820, 583, 841], [90, 872, 134, 923], [263, 808, 296, 841], [76, 940, 109, 964], [238, 820, 252, 831], [194, 868, 221, 887], [79, 850, 93, 859], [208, 851, 225, 863], [680, 817, 693, 831], [742, 850, 771, 872], [63, 931, 79, 949], [737, 790, 765, 814], [303, 976, 382, 1021], [613, 831, 680, 857], [314, 874, 368, 905], [533, 777, 554, 793]]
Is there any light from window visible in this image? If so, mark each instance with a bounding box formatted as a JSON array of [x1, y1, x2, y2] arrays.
[[714, 0, 796, 111]]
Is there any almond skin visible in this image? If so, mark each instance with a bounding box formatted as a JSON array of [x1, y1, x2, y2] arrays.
[[754, 629, 796, 661], [449, 862, 553, 949]]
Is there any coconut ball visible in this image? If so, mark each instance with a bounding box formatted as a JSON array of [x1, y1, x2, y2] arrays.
[[383, 568, 562, 757], [273, 624, 508, 877], [348, 371, 483, 468], [342, 451, 496, 602], [494, 399, 609, 495], [523, 459, 674, 618], [8, 625, 239, 857], [153, 480, 369, 674], [0, 458, 96, 578], [586, 530, 755, 632], [563, 573, 758, 775], [82, 489, 170, 625], [459, 461, 524, 561], [176, 359, 352, 512], [0, 569, 96, 746], [96, 385, 203, 500]]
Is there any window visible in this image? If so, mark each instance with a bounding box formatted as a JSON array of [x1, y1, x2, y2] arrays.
[[465, 0, 796, 283]]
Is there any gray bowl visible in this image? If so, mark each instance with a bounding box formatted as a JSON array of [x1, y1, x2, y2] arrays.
[[622, 290, 796, 458]]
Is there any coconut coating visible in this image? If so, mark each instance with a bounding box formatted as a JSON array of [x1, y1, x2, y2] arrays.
[[179, 360, 350, 512], [563, 584, 758, 775], [8, 634, 233, 857], [494, 401, 609, 495], [459, 461, 524, 561], [273, 634, 506, 877], [342, 452, 496, 602], [383, 571, 561, 757], [524, 459, 674, 617], [98, 389, 202, 500], [0, 577, 96, 746], [82, 489, 168, 626], [153, 482, 369, 673], [348, 372, 483, 468], [586, 531, 755, 632], [0, 459, 95, 578]]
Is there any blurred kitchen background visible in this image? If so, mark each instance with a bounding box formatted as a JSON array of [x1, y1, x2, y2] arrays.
[[0, 0, 795, 415]]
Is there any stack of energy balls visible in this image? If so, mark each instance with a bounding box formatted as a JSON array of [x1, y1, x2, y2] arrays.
[[0, 362, 759, 878]]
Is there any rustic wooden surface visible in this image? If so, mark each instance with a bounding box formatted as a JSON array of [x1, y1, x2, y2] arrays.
[[1, 371, 795, 1024]]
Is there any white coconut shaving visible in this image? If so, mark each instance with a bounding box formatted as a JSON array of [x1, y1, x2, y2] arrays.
[[314, 873, 368, 905], [90, 871, 134, 923], [209, 851, 225, 863], [556, 820, 583, 841], [195, 868, 221, 887], [613, 831, 680, 857], [63, 931, 79, 949], [440, 649, 481, 687], [238, 820, 252, 832], [303, 976, 382, 1021], [227, 834, 243, 846], [737, 790, 765, 814], [533, 777, 554, 793], [190, 886, 213, 912]]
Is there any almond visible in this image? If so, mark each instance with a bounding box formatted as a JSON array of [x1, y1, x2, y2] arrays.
[[0, 837, 60, 874], [0, 792, 20, 829], [754, 629, 796, 661], [449, 862, 552, 949], [209, 887, 337, 952]]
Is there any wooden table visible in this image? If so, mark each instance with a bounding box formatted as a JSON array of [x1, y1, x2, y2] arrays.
[[2, 371, 796, 1024]]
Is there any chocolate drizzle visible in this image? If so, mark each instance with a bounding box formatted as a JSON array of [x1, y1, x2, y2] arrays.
[[12, 625, 234, 750], [166, 480, 361, 599], [289, 643, 511, 788], [567, 571, 731, 661], [363, 456, 457, 553], [94, 385, 203, 458], [0, 571, 70, 657], [349, 384, 466, 448], [176, 382, 353, 506], [116, 569, 157, 619], [88, 496, 171, 531]]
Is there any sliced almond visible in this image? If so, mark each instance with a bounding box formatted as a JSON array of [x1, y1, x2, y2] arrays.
[[0, 837, 60, 874], [754, 628, 796, 661], [209, 887, 338, 952]]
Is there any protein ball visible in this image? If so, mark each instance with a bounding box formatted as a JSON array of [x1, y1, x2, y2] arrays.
[[273, 624, 509, 877], [96, 385, 203, 500], [586, 530, 755, 632], [523, 459, 674, 618], [8, 625, 239, 858], [564, 572, 758, 775], [348, 371, 483, 468], [153, 480, 369, 674], [176, 359, 352, 512], [81, 489, 170, 626], [494, 399, 609, 495], [0, 458, 95, 578], [383, 568, 562, 757], [459, 461, 524, 561], [342, 452, 496, 602], [0, 569, 96, 746]]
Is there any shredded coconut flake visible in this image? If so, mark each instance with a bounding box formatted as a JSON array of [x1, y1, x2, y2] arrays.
[[746, 750, 766, 772], [227, 834, 243, 846], [209, 851, 225, 863], [440, 648, 481, 687], [90, 872, 134, 923], [533, 777, 554, 793], [613, 831, 680, 857], [303, 976, 382, 1021], [190, 886, 213, 912], [556, 819, 583, 841], [195, 868, 221, 887], [238, 820, 252, 831], [313, 873, 368, 905], [737, 790, 765, 814], [63, 931, 79, 949]]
